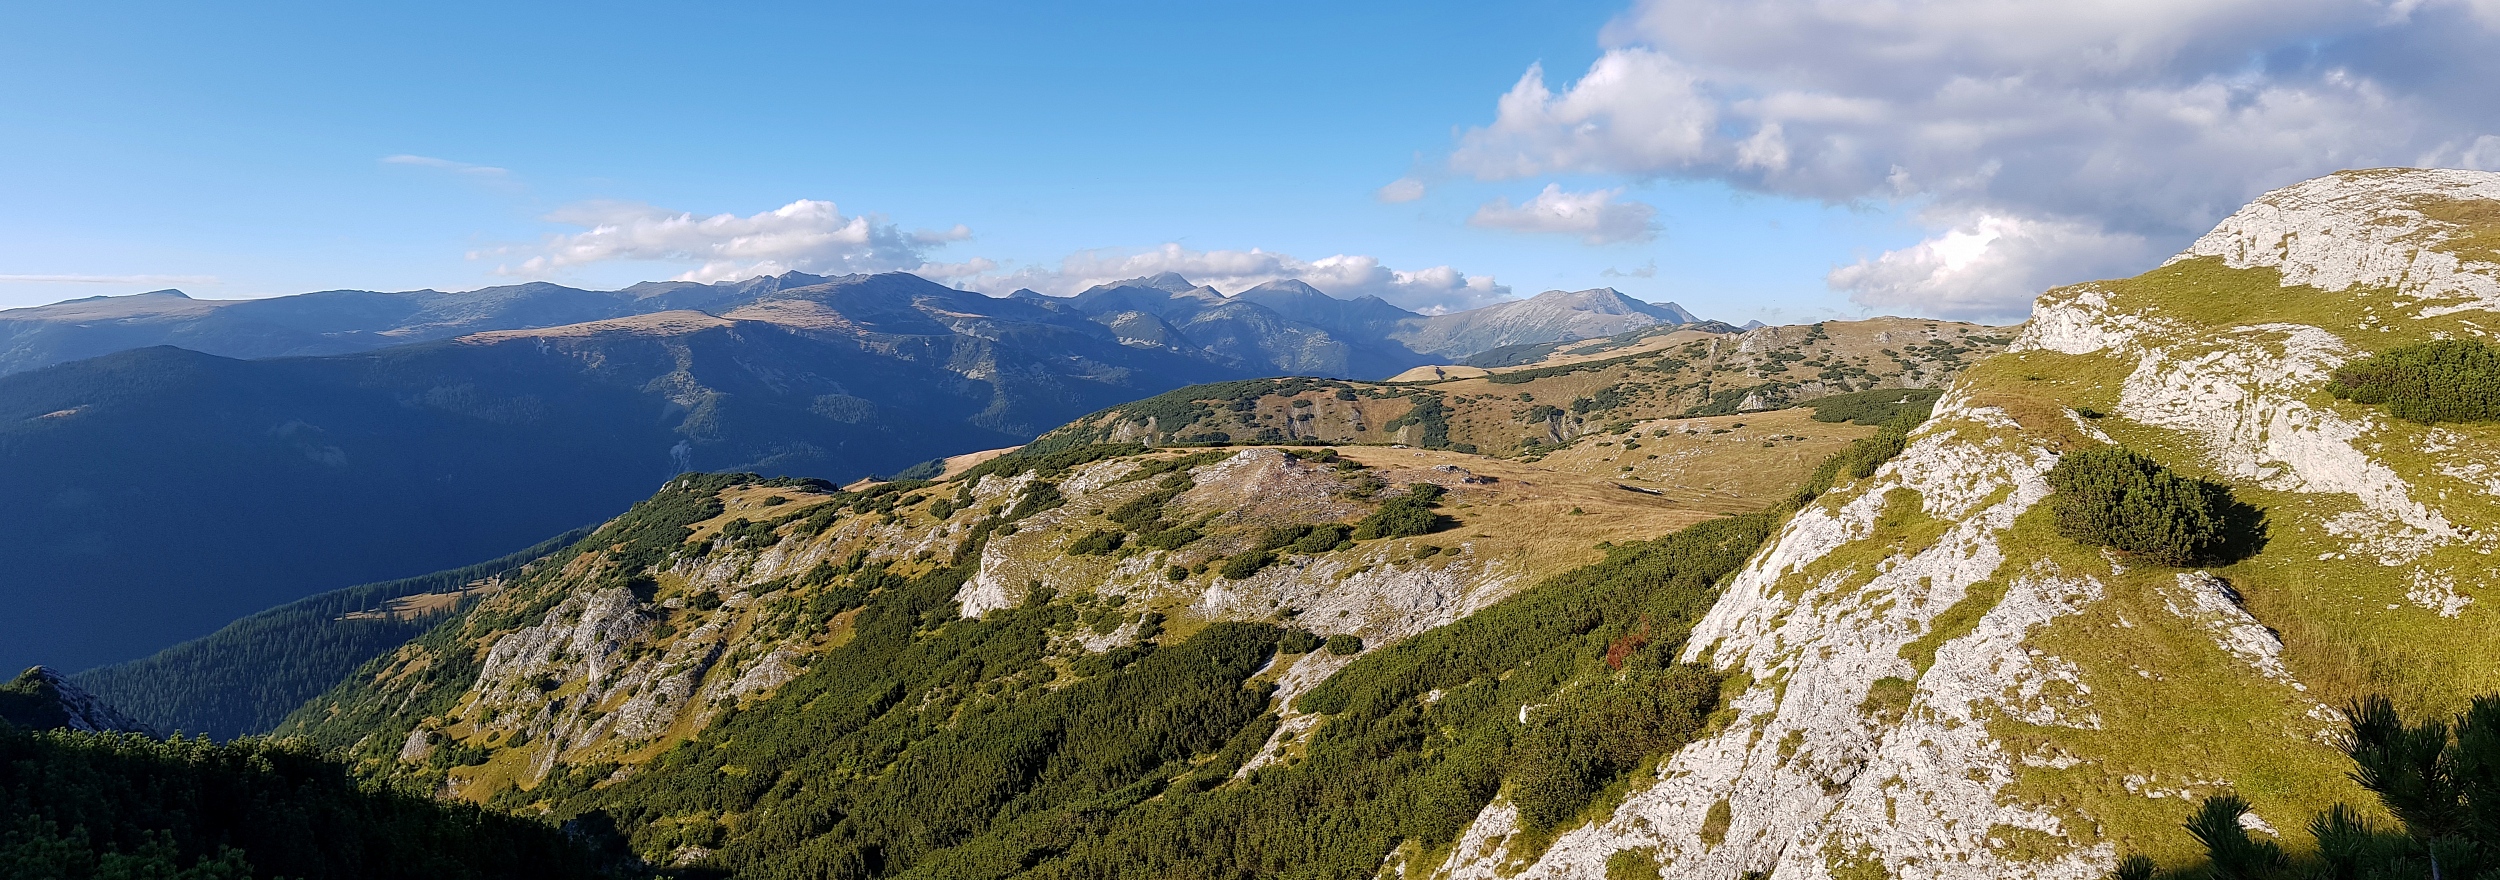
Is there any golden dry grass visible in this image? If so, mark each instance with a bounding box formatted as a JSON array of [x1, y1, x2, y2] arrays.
[[1333, 446, 1734, 583], [1079, 316, 2008, 457], [935, 446, 1019, 479], [686, 484, 840, 544], [1525, 408, 1878, 511], [338, 584, 494, 622], [1383, 364, 1491, 382]]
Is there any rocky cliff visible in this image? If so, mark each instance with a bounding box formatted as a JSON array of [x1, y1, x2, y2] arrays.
[[1433, 168, 2500, 879]]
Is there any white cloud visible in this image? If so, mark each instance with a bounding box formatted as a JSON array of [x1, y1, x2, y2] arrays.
[[1467, 184, 1658, 244], [1444, 0, 2500, 315], [0, 274, 218, 285], [1829, 213, 2152, 321], [954, 245, 1512, 314], [1453, 52, 1718, 180], [382, 154, 512, 178], [491, 199, 969, 283], [1376, 177, 1428, 203], [912, 257, 1001, 281]]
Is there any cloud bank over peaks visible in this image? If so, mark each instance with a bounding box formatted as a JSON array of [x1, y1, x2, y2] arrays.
[[1468, 184, 1658, 244], [1447, 0, 2500, 320], [488, 200, 1512, 314], [959, 244, 1513, 314], [490, 199, 972, 283]]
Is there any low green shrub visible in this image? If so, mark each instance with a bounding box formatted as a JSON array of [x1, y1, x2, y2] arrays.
[[2330, 338, 2500, 423], [1065, 530, 1125, 556], [2046, 446, 2259, 566], [1507, 665, 1719, 828], [1135, 526, 1203, 551], [1219, 551, 1276, 580], [1354, 484, 1450, 540], [1804, 388, 1944, 426]]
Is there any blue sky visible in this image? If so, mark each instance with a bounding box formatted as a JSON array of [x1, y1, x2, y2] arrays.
[[0, 1, 1922, 322], [6, 1, 2496, 323]]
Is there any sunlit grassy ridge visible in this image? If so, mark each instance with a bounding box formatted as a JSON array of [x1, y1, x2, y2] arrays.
[[1033, 317, 2005, 461], [1762, 248, 2500, 872], [265, 381, 1935, 878]]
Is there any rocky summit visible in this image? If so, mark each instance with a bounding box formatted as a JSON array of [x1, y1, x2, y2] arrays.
[[1446, 168, 2500, 879]]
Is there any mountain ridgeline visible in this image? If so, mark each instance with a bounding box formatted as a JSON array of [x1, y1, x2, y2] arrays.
[[64, 167, 2500, 880], [1, 270, 1712, 674], [1034, 316, 2004, 456], [45, 168, 2500, 880]]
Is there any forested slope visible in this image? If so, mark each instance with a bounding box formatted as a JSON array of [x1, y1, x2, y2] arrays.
[[74, 527, 592, 739], [0, 724, 632, 880], [273, 414, 1921, 876]]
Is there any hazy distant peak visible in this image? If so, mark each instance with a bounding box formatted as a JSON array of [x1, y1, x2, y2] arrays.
[[1388, 285, 1708, 357], [720, 270, 835, 295], [1521, 286, 1634, 308], [49, 288, 191, 306], [1235, 278, 1327, 299], [3, 286, 226, 324], [1121, 271, 1201, 294], [1518, 287, 1697, 323]]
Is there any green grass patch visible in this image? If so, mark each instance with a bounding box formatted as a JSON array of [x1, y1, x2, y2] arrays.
[[1899, 580, 2007, 676]]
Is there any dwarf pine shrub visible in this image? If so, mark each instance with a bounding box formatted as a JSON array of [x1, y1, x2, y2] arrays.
[[2330, 338, 2500, 424], [2046, 446, 2248, 566]]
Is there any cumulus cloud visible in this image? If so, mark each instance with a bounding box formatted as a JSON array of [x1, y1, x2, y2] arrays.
[[1445, 0, 2500, 316], [490, 199, 970, 283], [1829, 214, 2153, 320], [1376, 177, 1428, 203], [1468, 184, 1658, 244], [955, 244, 1512, 314]]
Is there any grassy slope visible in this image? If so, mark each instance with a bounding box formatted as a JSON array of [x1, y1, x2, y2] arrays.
[[266, 413, 1932, 876], [1035, 317, 2004, 463], [1772, 254, 2500, 869], [250, 318, 1986, 874]]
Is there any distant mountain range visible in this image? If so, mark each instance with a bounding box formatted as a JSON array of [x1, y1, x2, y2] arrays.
[[1019, 271, 1702, 371], [0, 270, 1702, 378], [0, 270, 1712, 673]]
